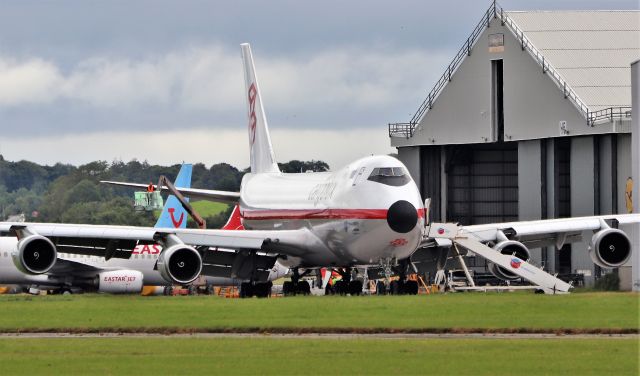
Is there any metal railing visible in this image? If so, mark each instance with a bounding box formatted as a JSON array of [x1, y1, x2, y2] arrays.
[[588, 107, 632, 125], [389, 2, 499, 138], [389, 1, 632, 139]]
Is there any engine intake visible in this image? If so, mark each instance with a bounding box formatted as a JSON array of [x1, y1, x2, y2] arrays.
[[157, 244, 202, 284], [488, 240, 531, 281], [589, 228, 631, 268], [12, 235, 57, 275]]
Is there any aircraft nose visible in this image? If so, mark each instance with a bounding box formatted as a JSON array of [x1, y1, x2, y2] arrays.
[[386, 200, 418, 233]]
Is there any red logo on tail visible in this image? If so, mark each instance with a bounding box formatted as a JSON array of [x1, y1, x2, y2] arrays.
[[168, 208, 185, 228], [248, 83, 257, 145]]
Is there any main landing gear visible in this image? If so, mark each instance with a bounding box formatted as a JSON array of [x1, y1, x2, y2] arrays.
[[324, 268, 363, 296], [240, 281, 273, 298], [282, 269, 311, 296]]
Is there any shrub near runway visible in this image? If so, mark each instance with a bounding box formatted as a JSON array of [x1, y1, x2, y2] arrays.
[[0, 292, 637, 332]]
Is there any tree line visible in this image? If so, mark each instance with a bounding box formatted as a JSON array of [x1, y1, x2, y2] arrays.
[[0, 155, 328, 229]]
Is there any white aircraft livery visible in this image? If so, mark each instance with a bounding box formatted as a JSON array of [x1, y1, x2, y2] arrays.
[[1, 43, 639, 295]]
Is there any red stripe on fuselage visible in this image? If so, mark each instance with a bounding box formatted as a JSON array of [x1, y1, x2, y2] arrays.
[[241, 209, 388, 220], [241, 207, 425, 221]]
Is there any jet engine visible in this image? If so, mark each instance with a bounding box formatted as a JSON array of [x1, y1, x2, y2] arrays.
[[589, 228, 631, 268], [11, 234, 57, 275], [156, 242, 202, 285], [487, 240, 531, 281], [96, 270, 144, 293]]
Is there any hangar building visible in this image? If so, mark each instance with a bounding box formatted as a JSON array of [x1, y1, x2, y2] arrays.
[[389, 3, 639, 286]]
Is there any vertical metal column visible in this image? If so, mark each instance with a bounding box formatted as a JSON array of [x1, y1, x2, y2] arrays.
[[631, 60, 640, 291]]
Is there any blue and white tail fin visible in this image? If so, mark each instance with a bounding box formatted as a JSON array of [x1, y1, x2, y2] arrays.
[[155, 163, 192, 229], [240, 43, 280, 174]]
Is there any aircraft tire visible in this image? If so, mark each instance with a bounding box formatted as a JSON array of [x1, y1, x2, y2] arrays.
[[283, 281, 295, 296], [297, 280, 311, 295], [334, 280, 347, 295], [256, 282, 272, 298], [348, 280, 363, 296], [404, 280, 419, 295], [389, 280, 400, 295], [240, 282, 254, 298], [376, 281, 386, 295]]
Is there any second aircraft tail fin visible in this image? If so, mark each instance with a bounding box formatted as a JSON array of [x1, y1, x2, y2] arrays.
[[240, 43, 280, 174], [221, 204, 244, 230], [155, 163, 192, 229]]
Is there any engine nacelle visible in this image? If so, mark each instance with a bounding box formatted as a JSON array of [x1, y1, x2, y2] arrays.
[[11, 235, 57, 275], [157, 244, 202, 284], [589, 228, 631, 268], [96, 270, 144, 294], [487, 240, 531, 281]]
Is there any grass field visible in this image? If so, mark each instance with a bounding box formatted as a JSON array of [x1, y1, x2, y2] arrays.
[[154, 201, 229, 221], [189, 201, 229, 217], [0, 292, 637, 332], [0, 337, 636, 375], [0, 293, 637, 375]]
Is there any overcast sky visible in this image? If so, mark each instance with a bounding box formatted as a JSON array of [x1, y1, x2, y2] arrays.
[[1, 0, 637, 170]]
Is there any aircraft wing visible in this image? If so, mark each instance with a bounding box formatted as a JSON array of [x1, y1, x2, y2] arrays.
[[456, 213, 640, 249], [0, 222, 315, 259], [425, 213, 640, 294], [100, 180, 240, 204]]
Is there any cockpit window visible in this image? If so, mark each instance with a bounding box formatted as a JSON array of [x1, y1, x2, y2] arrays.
[[367, 167, 410, 186]]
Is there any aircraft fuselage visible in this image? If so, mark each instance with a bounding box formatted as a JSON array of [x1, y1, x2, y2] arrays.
[[239, 155, 425, 267]]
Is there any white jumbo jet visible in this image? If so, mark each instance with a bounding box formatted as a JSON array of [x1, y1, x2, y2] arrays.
[[1, 43, 639, 295]]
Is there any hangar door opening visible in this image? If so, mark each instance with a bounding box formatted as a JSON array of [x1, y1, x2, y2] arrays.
[[445, 143, 518, 225]]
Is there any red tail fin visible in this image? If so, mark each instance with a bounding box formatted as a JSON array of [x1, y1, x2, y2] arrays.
[[222, 205, 244, 230]]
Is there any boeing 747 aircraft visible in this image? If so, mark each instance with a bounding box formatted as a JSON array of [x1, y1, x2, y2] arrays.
[[1, 44, 638, 295]]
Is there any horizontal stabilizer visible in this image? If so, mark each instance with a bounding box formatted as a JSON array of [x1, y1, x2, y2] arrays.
[[101, 180, 240, 204]]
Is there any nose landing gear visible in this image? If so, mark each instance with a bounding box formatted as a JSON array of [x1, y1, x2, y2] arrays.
[[376, 258, 419, 295]]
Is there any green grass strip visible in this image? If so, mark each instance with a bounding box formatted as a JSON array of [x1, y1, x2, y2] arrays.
[[0, 292, 637, 331], [0, 337, 637, 375]]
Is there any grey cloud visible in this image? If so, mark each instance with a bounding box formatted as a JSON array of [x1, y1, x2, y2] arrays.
[[1, 0, 635, 145], [0, 45, 449, 138]]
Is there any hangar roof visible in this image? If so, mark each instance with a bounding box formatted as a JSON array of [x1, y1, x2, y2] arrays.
[[505, 10, 640, 112]]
